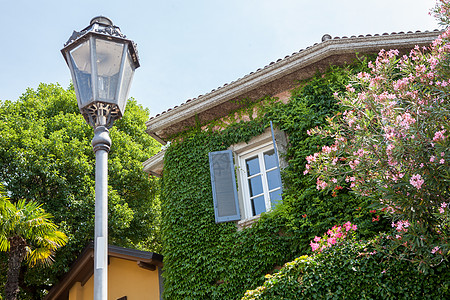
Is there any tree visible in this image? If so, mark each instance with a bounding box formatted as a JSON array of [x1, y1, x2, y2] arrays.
[[0, 83, 161, 298], [305, 0, 450, 269], [0, 185, 67, 300]]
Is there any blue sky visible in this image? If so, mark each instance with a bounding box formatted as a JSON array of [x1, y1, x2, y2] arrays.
[[0, 0, 438, 116]]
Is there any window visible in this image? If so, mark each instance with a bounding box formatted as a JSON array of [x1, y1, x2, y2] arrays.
[[238, 143, 282, 218], [209, 128, 286, 224]]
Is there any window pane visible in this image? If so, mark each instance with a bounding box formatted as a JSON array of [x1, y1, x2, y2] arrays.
[[267, 169, 281, 190], [251, 195, 266, 216], [270, 189, 282, 207], [248, 175, 263, 197], [263, 149, 277, 170], [246, 156, 260, 176]]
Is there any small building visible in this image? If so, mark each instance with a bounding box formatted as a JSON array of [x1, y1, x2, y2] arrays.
[[45, 244, 163, 300]]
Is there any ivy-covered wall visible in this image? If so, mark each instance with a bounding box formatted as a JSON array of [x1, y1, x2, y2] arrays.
[[160, 58, 388, 299]]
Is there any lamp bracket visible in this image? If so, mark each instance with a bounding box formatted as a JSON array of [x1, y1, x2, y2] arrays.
[[82, 102, 121, 129]]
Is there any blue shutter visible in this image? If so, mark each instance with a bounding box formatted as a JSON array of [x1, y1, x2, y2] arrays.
[[209, 150, 241, 223]]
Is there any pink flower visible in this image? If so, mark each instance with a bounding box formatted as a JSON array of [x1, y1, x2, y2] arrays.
[[392, 220, 410, 232], [310, 241, 320, 252], [353, 148, 366, 157], [316, 178, 328, 190], [409, 174, 424, 190], [327, 237, 337, 245], [433, 130, 446, 141], [306, 153, 318, 163], [431, 246, 440, 254], [349, 159, 360, 169], [313, 236, 321, 242], [343, 221, 352, 232], [440, 159, 445, 164], [396, 112, 416, 130]]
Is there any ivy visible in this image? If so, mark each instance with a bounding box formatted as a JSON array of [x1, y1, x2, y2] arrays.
[[160, 58, 387, 299], [242, 237, 450, 299]]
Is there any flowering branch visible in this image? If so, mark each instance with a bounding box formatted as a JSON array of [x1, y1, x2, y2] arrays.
[[305, 0, 450, 268]]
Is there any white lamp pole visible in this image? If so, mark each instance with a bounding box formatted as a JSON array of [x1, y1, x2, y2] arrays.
[[61, 16, 140, 299]]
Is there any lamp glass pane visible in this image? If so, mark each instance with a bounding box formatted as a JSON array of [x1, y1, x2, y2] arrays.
[[118, 50, 135, 111], [95, 39, 124, 101], [69, 40, 92, 106]]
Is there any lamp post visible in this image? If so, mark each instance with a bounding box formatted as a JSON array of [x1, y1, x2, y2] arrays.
[[61, 16, 140, 299]]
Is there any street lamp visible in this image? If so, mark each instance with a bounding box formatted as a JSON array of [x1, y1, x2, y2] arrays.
[[61, 16, 140, 299]]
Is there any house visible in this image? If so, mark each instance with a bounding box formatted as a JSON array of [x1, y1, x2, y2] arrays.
[[143, 30, 441, 299], [144, 30, 439, 224], [44, 244, 163, 300]]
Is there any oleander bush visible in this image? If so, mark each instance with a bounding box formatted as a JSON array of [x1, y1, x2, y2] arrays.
[[242, 235, 450, 300]]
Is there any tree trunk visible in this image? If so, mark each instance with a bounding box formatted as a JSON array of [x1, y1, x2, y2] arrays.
[[5, 236, 27, 300]]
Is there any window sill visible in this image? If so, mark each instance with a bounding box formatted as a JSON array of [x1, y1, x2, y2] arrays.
[[236, 215, 261, 230]]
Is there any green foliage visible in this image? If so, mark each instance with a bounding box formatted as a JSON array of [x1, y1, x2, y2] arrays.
[[0, 185, 67, 300], [0, 83, 161, 298], [242, 237, 450, 299], [160, 58, 387, 299]]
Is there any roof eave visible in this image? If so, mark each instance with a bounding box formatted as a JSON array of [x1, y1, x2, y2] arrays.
[[145, 30, 441, 142]]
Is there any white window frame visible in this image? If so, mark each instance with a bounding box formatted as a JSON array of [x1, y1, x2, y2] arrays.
[[237, 142, 282, 219], [229, 128, 287, 226]]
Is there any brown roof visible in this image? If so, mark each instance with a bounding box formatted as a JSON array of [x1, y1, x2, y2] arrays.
[[145, 30, 441, 144], [44, 243, 163, 300]]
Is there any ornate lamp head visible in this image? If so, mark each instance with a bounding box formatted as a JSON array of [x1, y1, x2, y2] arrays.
[[62, 16, 140, 127]]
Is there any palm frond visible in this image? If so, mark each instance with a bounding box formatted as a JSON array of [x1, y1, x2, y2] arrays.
[[0, 187, 68, 266]]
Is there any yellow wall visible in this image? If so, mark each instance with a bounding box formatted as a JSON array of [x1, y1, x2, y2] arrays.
[[69, 257, 160, 300]]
